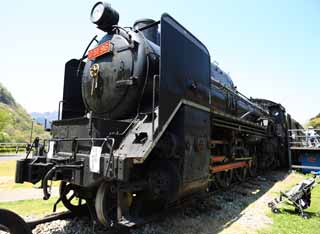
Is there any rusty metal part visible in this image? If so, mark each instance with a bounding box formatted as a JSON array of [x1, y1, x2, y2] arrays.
[[210, 140, 226, 145], [211, 155, 226, 163], [210, 161, 249, 174]]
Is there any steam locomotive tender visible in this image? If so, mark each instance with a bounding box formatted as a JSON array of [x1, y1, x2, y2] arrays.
[[15, 2, 292, 227]]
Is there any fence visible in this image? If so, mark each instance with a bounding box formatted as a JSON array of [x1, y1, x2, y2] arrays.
[[288, 129, 320, 172], [288, 128, 320, 149], [0, 143, 28, 153]]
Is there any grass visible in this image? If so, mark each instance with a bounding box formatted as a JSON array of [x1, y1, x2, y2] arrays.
[[0, 160, 15, 177], [0, 160, 68, 217], [0, 197, 66, 216], [259, 175, 320, 234], [0, 150, 25, 155], [0, 160, 65, 217]]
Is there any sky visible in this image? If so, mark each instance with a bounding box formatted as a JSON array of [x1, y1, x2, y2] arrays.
[[0, 0, 319, 124]]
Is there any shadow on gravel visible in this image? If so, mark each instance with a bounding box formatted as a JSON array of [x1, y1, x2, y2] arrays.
[[32, 170, 288, 234], [131, 170, 288, 234], [33, 217, 129, 234]]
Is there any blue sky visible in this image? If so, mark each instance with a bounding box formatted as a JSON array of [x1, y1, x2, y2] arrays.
[[0, 0, 319, 124]]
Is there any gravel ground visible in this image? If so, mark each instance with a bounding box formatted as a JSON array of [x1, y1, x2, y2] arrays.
[[27, 170, 291, 234], [32, 218, 114, 234]]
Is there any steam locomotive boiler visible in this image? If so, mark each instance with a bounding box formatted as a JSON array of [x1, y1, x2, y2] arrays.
[[15, 1, 291, 227]]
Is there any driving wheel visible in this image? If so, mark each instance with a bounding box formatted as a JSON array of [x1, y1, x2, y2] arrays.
[[59, 181, 88, 216]]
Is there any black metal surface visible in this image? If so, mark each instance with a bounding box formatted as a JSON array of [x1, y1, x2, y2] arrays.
[[52, 117, 129, 153], [165, 105, 210, 197], [62, 59, 86, 119], [81, 30, 160, 119], [210, 75, 268, 122], [47, 117, 131, 186], [0, 209, 32, 234], [183, 106, 210, 183], [15, 158, 51, 184], [182, 107, 210, 196], [159, 13, 210, 129], [133, 19, 159, 44], [15, 159, 25, 183]]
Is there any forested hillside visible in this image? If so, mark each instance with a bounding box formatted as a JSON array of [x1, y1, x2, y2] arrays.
[[0, 82, 49, 142], [308, 113, 320, 128]]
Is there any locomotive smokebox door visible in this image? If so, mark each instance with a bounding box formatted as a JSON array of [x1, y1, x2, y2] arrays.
[[159, 14, 211, 191]]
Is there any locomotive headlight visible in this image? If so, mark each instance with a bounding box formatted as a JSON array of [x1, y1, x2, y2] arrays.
[[90, 1, 119, 33], [90, 2, 105, 23]]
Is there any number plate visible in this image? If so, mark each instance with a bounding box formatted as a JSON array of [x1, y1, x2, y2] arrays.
[[88, 41, 111, 60]]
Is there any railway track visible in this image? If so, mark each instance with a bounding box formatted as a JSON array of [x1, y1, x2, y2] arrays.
[[26, 211, 75, 230], [0, 172, 270, 234], [0, 210, 75, 234], [0, 191, 218, 234]]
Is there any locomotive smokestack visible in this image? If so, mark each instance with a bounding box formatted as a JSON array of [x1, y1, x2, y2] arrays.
[[90, 1, 119, 33]]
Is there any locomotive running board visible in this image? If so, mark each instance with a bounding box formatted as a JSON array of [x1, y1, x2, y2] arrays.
[[114, 99, 211, 164], [211, 109, 266, 137]]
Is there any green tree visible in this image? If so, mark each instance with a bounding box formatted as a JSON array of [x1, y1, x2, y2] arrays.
[[0, 106, 9, 131], [0, 82, 50, 143], [308, 117, 320, 128]]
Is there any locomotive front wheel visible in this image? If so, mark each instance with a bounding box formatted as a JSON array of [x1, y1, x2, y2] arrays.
[[215, 170, 233, 189], [95, 182, 117, 226], [59, 181, 88, 216]]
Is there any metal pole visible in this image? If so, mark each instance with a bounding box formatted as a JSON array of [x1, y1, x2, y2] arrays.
[[151, 75, 157, 141], [58, 101, 64, 120], [29, 119, 34, 143], [287, 129, 292, 172], [288, 147, 292, 172]]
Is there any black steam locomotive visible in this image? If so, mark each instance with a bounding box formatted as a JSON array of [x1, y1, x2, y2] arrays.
[[15, 1, 298, 227]]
